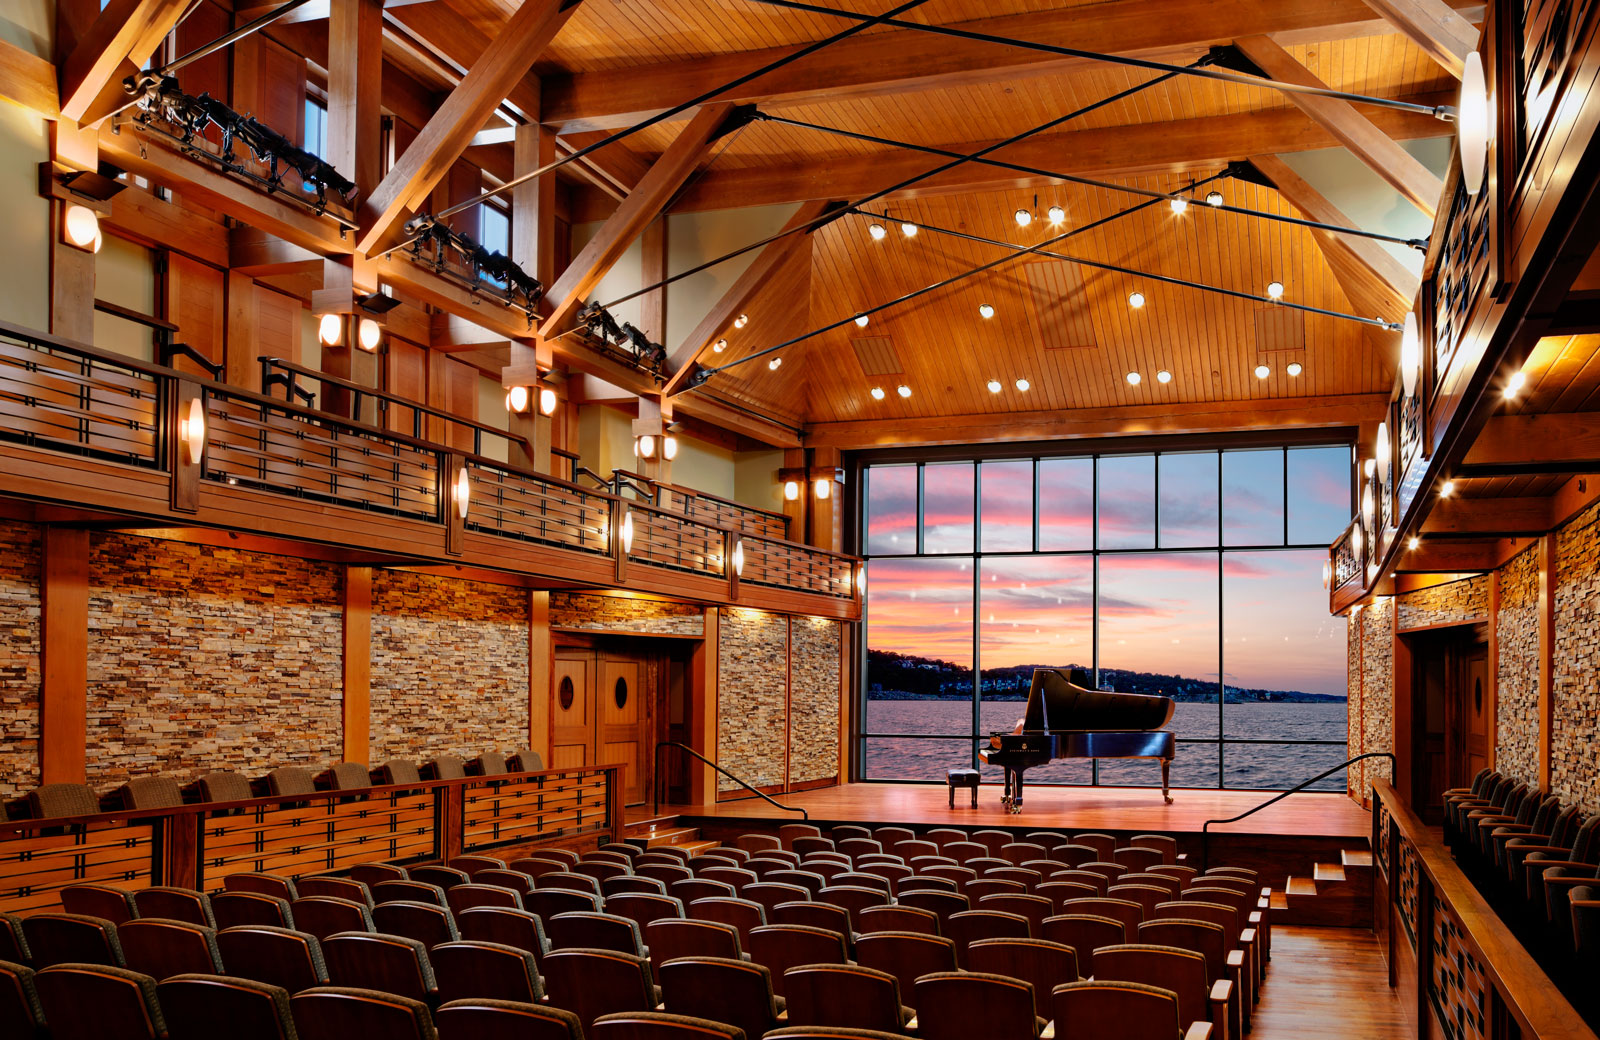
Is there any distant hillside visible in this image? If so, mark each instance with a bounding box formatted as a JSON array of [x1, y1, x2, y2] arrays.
[[865, 649, 1344, 704]]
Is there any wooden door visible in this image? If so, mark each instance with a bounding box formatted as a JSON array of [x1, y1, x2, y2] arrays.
[[551, 650, 594, 769], [599, 655, 647, 805], [1458, 647, 1490, 786]]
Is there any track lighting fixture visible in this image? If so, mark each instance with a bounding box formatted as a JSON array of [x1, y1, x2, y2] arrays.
[[855, 314, 870, 327], [1128, 291, 1145, 309], [1047, 205, 1065, 225], [1266, 281, 1285, 300], [1014, 208, 1032, 227], [714, 339, 727, 353], [869, 223, 887, 240], [1206, 191, 1224, 207], [870, 386, 886, 400], [901, 222, 918, 238], [1169, 196, 1188, 215]]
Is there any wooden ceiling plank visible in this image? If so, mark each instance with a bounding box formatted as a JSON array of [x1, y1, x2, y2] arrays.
[[1357, 0, 1480, 78], [1232, 35, 1444, 219], [59, 0, 190, 124], [539, 103, 735, 337], [356, 0, 580, 255]]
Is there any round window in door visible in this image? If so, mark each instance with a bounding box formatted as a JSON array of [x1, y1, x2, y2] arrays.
[[558, 675, 575, 711], [614, 676, 629, 709]]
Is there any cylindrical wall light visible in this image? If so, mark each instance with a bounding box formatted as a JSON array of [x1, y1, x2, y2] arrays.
[[732, 538, 744, 577], [538, 387, 558, 416], [814, 477, 832, 500], [1400, 311, 1420, 398], [783, 480, 800, 501], [620, 510, 635, 554], [317, 312, 344, 346], [1321, 559, 1333, 588], [63, 204, 102, 253], [1458, 51, 1491, 196], [857, 562, 867, 596], [1375, 422, 1391, 485], [179, 396, 206, 465], [505, 385, 531, 414], [454, 466, 470, 520]]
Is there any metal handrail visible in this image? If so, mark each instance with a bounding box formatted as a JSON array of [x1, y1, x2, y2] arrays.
[[1199, 751, 1395, 869], [653, 741, 808, 820]]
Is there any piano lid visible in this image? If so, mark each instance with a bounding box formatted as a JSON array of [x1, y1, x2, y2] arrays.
[[1019, 667, 1176, 733]]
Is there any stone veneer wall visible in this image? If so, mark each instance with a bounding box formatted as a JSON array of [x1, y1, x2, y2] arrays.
[[718, 608, 789, 791], [1496, 545, 1541, 786], [550, 592, 704, 635], [1396, 574, 1489, 630], [1553, 501, 1600, 808], [84, 534, 344, 788], [1348, 599, 1394, 798], [370, 571, 529, 763], [788, 617, 841, 785], [0, 522, 41, 799]]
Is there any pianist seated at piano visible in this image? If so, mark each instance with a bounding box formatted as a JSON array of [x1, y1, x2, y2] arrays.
[[980, 667, 1177, 812]]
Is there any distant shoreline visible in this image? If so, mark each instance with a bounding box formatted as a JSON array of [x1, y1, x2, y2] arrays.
[[866, 691, 1348, 704]]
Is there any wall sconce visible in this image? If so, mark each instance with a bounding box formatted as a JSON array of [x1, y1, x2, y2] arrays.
[[814, 477, 832, 500], [1375, 422, 1390, 485], [783, 480, 800, 501], [1458, 51, 1491, 196], [1322, 559, 1333, 588], [453, 466, 471, 520], [663, 435, 679, 461], [857, 563, 867, 595], [634, 434, 656, 459], [1400, 312, 1420, 398], [357, 317, 383, 352], [1352, 523, 1364, 555], [732, 538, 744, 577], [1363, 458, 1376, 480], [539, 387, 558, 416], [317, 312, 344, 346], [506, 385, 531, 414], [63, 204, 102, 253], [1367, 562, 1379, 584], [179, 396, 206, 465], [620, 510, 634, 554], [1361, 486, 1375, 529]]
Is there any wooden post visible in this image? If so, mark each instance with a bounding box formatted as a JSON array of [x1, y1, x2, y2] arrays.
[[641, 217, 667, 343], [343, 566, 372, 765], [170, 378, 203, 513], [441, 783, 465, 860], [688, 607, 719, 804], [838, 623, 853, 784], [725, 530, 740, 602], [48, 200, 95, 343], [224, 270, 258, 390], [41, 527, 90, 785], [165, 812, 200, 891], [326, 0, 384, 200], [530, 590, 551, 761], [1537, 533, 1555, 790], [608, 764, 626, 843], [1486, 570, 1499, 770], [445, 453, 466, 556]]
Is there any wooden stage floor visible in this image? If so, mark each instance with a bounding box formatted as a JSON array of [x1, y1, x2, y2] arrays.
[[650, 782, 1370, 839]]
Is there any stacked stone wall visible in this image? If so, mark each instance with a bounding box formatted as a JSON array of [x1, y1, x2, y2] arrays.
[[0, 522, 41, 799]]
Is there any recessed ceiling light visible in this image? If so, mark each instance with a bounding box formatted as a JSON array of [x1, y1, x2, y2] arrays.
[[734, 314, 749, 328], [1287, 362, 1303, 376], [1126, 372, 1142, 385], [713, 339, 727, 353], [1170, 196, 1188, 215], [897, 384, 912, 398], [1408, 536, 1420, 550], [870, 386, 885, 400], [986, 379, 1002, 393], [1047, 205, 1066, 225], [1206, 191, 1224, 207], [1128, 291, 1146, 309], [1266, 281, 1284, 300], [978, 303, 995, 319], [1254, 364, 1271, 379], [868, 223, 886, 240], [768, 357, 782, 370], [900, 222, 918, 238], [1015, 378, 1030, 391], [1014, 209, 1033, 227], [855, 314, 870, 328], [1503, 370, 1527, 398], [1156, 370, 1172, 384]]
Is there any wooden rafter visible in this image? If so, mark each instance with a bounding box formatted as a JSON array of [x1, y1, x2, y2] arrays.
[[1358, 0, 1481, 78], [58, 0, 190, 124], [1233, 35, 1445, 219], [1460, 413, 1600, 474], [384, 2, 541, 120], [538, 103, 734, 338], [661, 199, 837, 394], [356, 0, 579, 256]]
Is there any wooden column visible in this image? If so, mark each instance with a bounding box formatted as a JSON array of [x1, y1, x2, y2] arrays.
[[838, 623, 853, 784], [781, 447, 808, 540], [224, 270, 258, 390], [809, 447, 843, 552], [688, 607, 719, 804], [632, 395, 669, 483], [512, 118, 558, 288], [1391, 602, 1415, 806], [640, 217, 667, 343], [342, 566, 372, 765], [41, 527, 90, 785], [1537, 533, 1556, 790], [49, 201, 95, 343], [1486, 570, 1500, 770], [326, 0, 384, 199], [530, 590, 551, 760]]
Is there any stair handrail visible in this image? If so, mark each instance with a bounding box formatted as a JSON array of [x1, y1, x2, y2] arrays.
[[1199, 751, 1394, 869], [653, 741, 809, 820]]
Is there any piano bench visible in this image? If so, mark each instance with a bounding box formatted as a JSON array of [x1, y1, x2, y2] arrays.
[[947, 768, 980, 808]]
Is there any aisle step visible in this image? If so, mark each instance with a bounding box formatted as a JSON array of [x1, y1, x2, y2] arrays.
[[1314, 862, 1347, 883], [1341, 848, 1374, 869], [1286, 876, 1319, 898]]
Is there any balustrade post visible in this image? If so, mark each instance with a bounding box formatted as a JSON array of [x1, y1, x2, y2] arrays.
[[1416, 868, 1435, 1039], [440, 783, 465, 861], [169, 378, 204, 513], [608, 765, 626, 844], [725, 529, 740, 601], [445, 452, 465, 556], [612, 499, 629, 585], [165, 811, 201, 891]]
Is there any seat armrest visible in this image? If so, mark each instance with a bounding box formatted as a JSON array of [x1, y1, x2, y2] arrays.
[[1240, 927, 1257, 944], [1184, 1022, 1215, 1040], [1227, 949, 1245, 969], [1490, 825, 1536, 836], [1210, 979, 1233, 1002], [1249, 911, 1262, 925], [1040, 1021, 1055, 1040]]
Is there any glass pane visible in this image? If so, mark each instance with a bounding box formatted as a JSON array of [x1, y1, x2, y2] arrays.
[[980, 460, 1034, 552], [1287, 445, 1354, 545], [1159, 452, 1219, 548], [865, 465, 917, 555], [922, 463, 974, 554], [863, 738, 974, 780], [1222, 449, 1284, 546], [1223, 742, 1349, 791], [1038, 458, 1093, 551], [1222, 550, 1348, 742], [864, 557, 974, 734], [1097, 737, 1218, 790], [980, 555, 1094, 704], [1098, 455, 1155, 549], [979, 742, 1093, 787]]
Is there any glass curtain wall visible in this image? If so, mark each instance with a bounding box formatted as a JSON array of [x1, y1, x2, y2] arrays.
[[860, 445, 1352, 791]]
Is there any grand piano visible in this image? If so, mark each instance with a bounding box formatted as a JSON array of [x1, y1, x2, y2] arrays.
[[979, 667, 1177, 812]]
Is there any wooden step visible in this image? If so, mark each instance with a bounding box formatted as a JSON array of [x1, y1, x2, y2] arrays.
[[1341, 848, 1374, 869], [1314, 862, 1347, 883], [678, 839, 721, 856], [1269, 890, 1289, 911], [1285, 876, 1319, 898], [633, 826, 702, 848]]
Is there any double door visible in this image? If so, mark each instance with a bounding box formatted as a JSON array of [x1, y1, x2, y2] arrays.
[[551, 648, 650, 805]]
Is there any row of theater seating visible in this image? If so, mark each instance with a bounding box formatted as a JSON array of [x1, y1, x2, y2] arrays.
[[1, 750, 545, 821], [1443, 769, 1600, 966], [2, 823, 1265, 1039]]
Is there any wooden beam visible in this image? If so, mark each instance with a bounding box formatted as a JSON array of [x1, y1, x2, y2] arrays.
[[58, 0, 189, 124], [1391, 537, 1501, 572], [326, 0, 385, 198], [557, 131, 650, 199], [342, 565, 372, 765], [539, 104, 733, 337], [357, 0, 579, 255], [1233, 35, 1445, 219], [0, 37, 61, 118], [614, 98, 1451, 218], [513, 120, 558, 288], [539, 0, 1481, 132], [229, 226, 323, 276], [1419, 496, 1556, 536], [1460, 413, 1600, 474], [641, 218, 667, 346], [1537, 532, 1554, 790], [804, 393, 1388, 448], [384, 2, 542, 121], [1250, 153, 1420, 318], [1358, 0, 1480, 78], [40, 527, 89, 786], [661, 200, 835, 394]]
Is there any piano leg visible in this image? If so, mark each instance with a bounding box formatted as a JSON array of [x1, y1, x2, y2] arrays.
[[1009, 768, 1025, 814], [1161, 757, 1173, 804]]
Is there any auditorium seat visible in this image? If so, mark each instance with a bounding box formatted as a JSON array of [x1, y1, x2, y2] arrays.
[[423, 756, 467, 781], [323, 762, 372, 792], [701, 866, 757, 892], [978, 894, 1052, 936], [1043, 913, 1125, 955], [747, 924, 848, 998], [593, 1010, 745, 1040], [62, 883, 138, 924], [1061, 897, 1142, 935], [1, 914, 32, 963], [915, 970, 1040, 1040], [298, 876, 373, 906], [1000, 842, 1048, 866], [34, 963, 165, 1040], [195, 771, 253, 805], [779, 825, 823, 850], [688, 897, 766, 948], [645, 918, 741, 977], [589, 851, 637, 868], [855, 931, 958, 1006], [456, 907, 550, 960], [290, 896, 374, 940], [290, 986, 436, 1040], [945, 910, 1029, 966], [322, 931, 438, 1005], [895, 840, 940, 861], [437, 997, 580, 1040], [479, 869, 539, 898], [800, 861, 850, 884], [599, 843, 644, 862], [605, 893, 685, 933], [26, 783, 101, 820], [835, 838, 881, 859], [857, 863, 914, 894], [118, 918, 223, 979], [909, 856, 959, 871], [133, 887, 216, 927], [1150, 865, 1200, 885], [447, 882, 522, 916], [213, 891, 296, 930], [783, 963, 910, 1033], [1139, 918, 1243, 1034], [350, 863, 410, 887], [1114, 847, 1167, 872], [659, 956, 782, 1040], [900, 875, 959, 894], [266, 767, 318, 798], [1131, 835, 1179, 864], [157, 973, 296, 1040], [373, 881, 448, 907], [373, 901, 458, 949], [743, 882, 811, 916], [1053, 979, 1199, 1040], [226, 872, 300, 901], [535, 849, 582, 868], [548, 911, 647, 957], [831, 825, 871, 842], [541, 872, 604, 896], [673, 878, 736, 904], [1162, 901, 1255, 991], [926, 828, 968, 848], [835, 872, 891, 895], [1122, 873, 1183, 898], [506, 750, 544, 773], [529, 889, 604, 920], [216, 925, 329, 993], [737, 833, 783, 854], [968, 937, 1080, 1020], [119, 777, 186, 811], [638, 863, 694, 887], [1108, 884, 1170, 920], [966, 878, 1027, 901], [924, 865, 978, 891], [1500, 804, 1580, 887], [1094, 943, 1228, 1040], [410, 866, 471, 891], [1037, 882, 1101, 910], [770, 901, 852, 938], [578, 861, 634, 884], [432, 940, 543, 1004], [541, 948, 657, 1032], [898, 889, 969, 930], [816, 887, 881, 928], [1516, 815, 1599, 908], [23, 912, 126, 967], [857, 905, 939, 936], [703, 848, 750, 865], [449, 855, 508, 876], [943, 841, 987, 864], [374, 760, 423, 787], [0, 959, 42, 1040], [468, 753, 509, 776], [639, 848, 691, 865], [606, 876, 669, 897]]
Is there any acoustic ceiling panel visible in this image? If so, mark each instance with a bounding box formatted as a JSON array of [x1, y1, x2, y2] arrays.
[[1024, 260, 1096, 350], [852, 336, 904, 375]]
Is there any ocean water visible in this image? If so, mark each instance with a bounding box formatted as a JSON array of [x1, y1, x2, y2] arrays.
[[862, 699, 1350, 791]]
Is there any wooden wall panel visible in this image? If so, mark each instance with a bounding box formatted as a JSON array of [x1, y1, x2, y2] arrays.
[[166, 254, 226, 374], [40, 528, 89, 786], [255, 285, 302, 368]]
